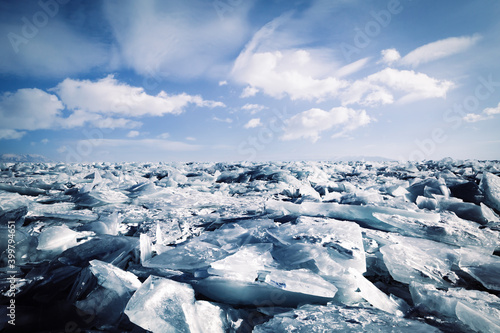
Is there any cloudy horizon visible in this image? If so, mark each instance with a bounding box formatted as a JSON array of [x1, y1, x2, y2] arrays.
[[1, 0, 499, 162]]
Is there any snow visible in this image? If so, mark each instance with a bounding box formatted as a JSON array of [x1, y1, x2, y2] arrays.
[[0, 159, 499, 332]]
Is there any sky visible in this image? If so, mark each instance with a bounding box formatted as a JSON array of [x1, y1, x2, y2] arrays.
[[0, 0, 499, 163]]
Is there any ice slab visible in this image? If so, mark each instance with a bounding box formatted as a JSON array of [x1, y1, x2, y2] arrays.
[[57, 235, 138, 269], [37, 225, 94, 253], [265, 200, 441, 234], [349, 268, 408, 315], [458, 249, 500, 291], [89, 259, 141, 294], [125, 275, 228, 333], [480, 172, 500, 212], [271, 216, 366, 274], [253, 303, 441, 333], [75, 260, 141, 327], [379, 236, 460, 287], [208, 243, 274, 281], [194, 270, 337, 307], [410, 282, 500, 333], [144, 240, 229, 271]]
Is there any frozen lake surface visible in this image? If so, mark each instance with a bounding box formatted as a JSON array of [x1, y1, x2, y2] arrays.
[[1, 159, 499, 332]]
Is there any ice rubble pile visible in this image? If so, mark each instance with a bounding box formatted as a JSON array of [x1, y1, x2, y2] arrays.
[[0, 159, 499, 332]]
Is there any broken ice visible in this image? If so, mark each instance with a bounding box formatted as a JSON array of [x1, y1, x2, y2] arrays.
[[1, 159, 499, 332]]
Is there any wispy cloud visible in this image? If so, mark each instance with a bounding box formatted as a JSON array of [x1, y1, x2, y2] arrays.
[[380, 35, 481, 68], [241, 103, 267, 113], [103, 0, 252, 79], [212, 116, 233, 123], [0, 2, 110, 77], [0, 129, 26, 140]]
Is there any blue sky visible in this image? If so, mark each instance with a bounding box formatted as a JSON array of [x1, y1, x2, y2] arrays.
[[0, 0, 499, 162]]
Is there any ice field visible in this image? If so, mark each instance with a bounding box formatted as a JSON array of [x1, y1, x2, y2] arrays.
[[1, 159, 499, 332]]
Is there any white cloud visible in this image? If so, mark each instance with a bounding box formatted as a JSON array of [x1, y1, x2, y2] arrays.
[[213, 116, 233, 123], [240, 86, 259, 98], [52, 75, 225, 117], [484, 103, 500, 116], [464, 102, 500, 123], [41, 138, 49, 144], [241, 103, 267, 113], [336, 57, 370, 78], [378, 49, 401, 65], [463, 113, 486, 123], [157, 132, 170, 139], [244, 118, 262, 129], [231, 17, 452, 105], [218, 81, 228, 86], [58, 109, 141, 129], [0, 75, 222, 137], [127, 130, 140, 138], [400, 35, 481, 67], [342, 68, 453, 106], [0, 88, 64, 130], [0, 129, 26, 140], [185, 136, 196, 141], [281, 107, 371, 142]]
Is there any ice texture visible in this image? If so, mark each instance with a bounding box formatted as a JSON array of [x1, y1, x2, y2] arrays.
[[253, 303, 441, 332], [410, 282, 500, 333], [1, 159, 499, 332]]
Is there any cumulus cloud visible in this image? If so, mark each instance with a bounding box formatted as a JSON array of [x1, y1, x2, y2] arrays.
[[127, 130, 140, 138], [240, 86, 259, 98], [243, 118, 262, 129], [378, 49, 401, 65], [342, 68, 453, 106], [0, 88, 64, 130], [52, 75, 225, 117], [232, 17, 453, 105], [464, 102, 500, 123], [281, 107, 371, 142], [0, 76, 222, 139]]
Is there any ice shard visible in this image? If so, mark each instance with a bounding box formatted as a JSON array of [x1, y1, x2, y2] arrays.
[[480, 172, 500, 212], [124, 275, 228, 333]]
